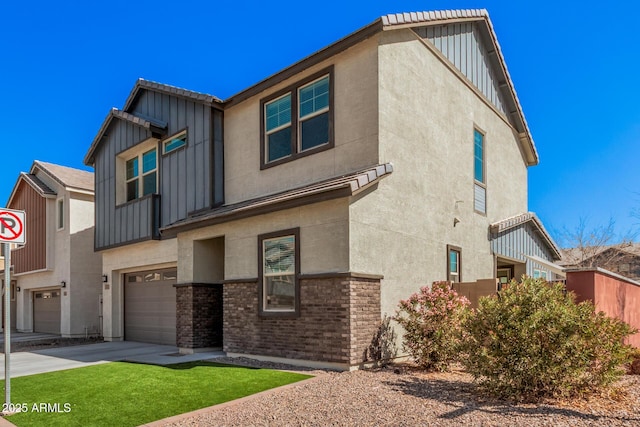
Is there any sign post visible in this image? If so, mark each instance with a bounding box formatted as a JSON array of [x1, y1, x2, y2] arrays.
[[0, 208, 26, 409]]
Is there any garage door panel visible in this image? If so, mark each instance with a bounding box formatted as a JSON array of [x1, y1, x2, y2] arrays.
[[33, 290, 61, 334], [125, 269, 176, 346]]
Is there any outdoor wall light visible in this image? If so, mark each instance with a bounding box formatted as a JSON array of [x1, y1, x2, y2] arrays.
[[16, 287, 20, 292], [61, 281, 66, 288], [102, 275, 108, 283]]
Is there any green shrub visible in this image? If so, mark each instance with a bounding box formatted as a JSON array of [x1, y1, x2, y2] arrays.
[[460, 277, 636, 401], [626, 347, 640, 375], [394, 281, 470, 371]]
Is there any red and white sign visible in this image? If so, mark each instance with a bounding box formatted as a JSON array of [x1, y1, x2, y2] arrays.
[[0, 208, 25, 244]]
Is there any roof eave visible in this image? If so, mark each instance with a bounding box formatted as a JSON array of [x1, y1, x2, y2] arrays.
[[224, 19, 384, 107], [84, 109, 115, 166], [6, 174, 56, 208], [161, 163, 392, 237], [378, 10, 538, 165], [123, 79, 223, 113]]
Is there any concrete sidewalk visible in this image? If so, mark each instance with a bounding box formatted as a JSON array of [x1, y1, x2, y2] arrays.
[[0, 341, 225, 379]]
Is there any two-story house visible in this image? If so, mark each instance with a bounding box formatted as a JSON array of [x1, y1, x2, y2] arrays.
[[3, 161, 102, 336], [84, 9, 561, 370]]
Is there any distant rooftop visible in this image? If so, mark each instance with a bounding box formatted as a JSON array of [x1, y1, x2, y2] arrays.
[[32, 161, 94, 192]]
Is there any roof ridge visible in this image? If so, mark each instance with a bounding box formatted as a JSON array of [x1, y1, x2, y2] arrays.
[[136, 78, 223, 104], [381, 9, 488, 26]]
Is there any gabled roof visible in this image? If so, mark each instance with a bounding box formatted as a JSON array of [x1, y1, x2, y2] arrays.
[[20, 173, 56, 196], [84, 108, 168, 165], [491, 212, 562, 260], [31, 161, 94, 193], [224, 9, 537, 165], [123, 78, 223, 112], [85, 9, 537, 168], [6, 161, 94, 207], [6, 173, 57, 207], [161, 163, 393, 237], [381, 9, 536, 165], [85, 79, 221, 166]]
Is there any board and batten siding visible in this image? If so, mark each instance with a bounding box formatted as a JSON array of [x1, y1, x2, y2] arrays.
[[415, 22, 507, 116], [490, 222, 556, 276], [9, 182, 47, 274], [93, 90, 222, 250]]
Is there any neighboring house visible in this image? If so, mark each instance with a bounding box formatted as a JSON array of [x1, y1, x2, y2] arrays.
[[560, 243, 640, 282], [1, 161, 102, 337], [490, 212, 563, 283], [84, 9, 561, 369]]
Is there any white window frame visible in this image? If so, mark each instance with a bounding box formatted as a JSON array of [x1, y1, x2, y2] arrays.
[[533, 269, 548, 280], [117, 138, 159, 205]]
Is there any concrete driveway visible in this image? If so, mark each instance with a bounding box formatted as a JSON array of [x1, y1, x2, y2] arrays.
[[0, 341, 224, 379]]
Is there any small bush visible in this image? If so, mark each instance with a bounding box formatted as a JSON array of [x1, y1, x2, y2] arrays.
[[394, 281, 470, 371], [627, 348, 640, 375], [460, 277, 636, 401]]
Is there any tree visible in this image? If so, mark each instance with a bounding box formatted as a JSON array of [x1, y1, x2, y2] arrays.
[[560, 217, 637, 268]]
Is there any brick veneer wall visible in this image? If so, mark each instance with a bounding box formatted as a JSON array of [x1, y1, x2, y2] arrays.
[[175, 283, 223, 349], [223, 275, 381, 366]]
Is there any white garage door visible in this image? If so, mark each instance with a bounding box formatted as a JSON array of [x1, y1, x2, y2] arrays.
[[124, 269, 176, 346], [33, 289, 61, 334]]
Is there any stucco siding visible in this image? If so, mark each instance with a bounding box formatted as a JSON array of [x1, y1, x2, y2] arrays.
[[100, 238, 178, 341], [349, 29, 528, 317], [415, 22, 507, 115], [69, 195, 102, 337], [223, 36, 380, 205], [177, 199, 350, 283]]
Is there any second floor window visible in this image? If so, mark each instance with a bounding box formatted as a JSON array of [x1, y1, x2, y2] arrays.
[[261, 67, 333, 168], [56, 198, 64, 230], [473, 128, 486, 214], [126, 148, 157, 202]]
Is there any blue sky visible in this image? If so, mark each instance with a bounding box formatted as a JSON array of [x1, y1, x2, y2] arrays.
[[1, 1, 638, 245]]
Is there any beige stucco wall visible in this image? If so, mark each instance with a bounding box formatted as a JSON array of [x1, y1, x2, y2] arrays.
[[69, 194, 102, 337], [11, 188, 102, 337], [177, 199, 349, 283], [100, 238, 177, 341], [224, 36, 380, 205], [349, 29, 530, 318]]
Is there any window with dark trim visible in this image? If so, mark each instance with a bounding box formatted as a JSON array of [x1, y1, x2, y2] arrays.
[[473, 128, 486, 214], [260, 67, 334, 169], [56, 198, 64, 231], [258, 228, 300, 316], [447, 245, 461, 283], [162, 130, 187, 155]]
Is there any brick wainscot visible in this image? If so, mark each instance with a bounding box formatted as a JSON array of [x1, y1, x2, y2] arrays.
[[223, 273, 382, 370], [175, 283, 223, 352]]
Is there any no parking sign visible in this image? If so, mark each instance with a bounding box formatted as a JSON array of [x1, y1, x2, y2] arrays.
[[0, 208, 25, 244]]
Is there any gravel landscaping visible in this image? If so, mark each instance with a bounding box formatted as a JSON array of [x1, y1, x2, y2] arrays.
[[162, 358, 640, 427]]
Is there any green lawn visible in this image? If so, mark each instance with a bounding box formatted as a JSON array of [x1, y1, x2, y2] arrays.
[[3, 361, 312, 427]]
